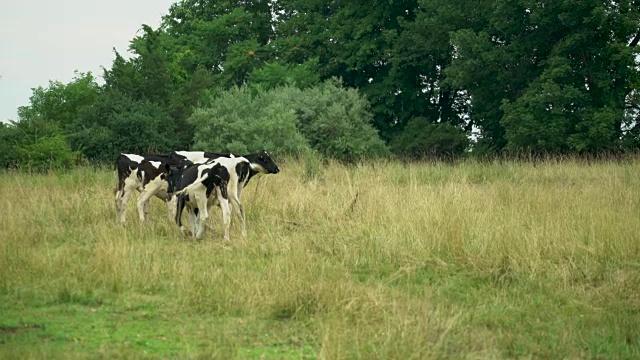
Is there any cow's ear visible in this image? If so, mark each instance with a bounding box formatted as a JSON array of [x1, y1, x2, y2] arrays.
[[164, 163, 171, 173]]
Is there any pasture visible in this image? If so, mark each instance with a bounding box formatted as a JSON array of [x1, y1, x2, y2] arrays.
[[1, 158, 639, 358]]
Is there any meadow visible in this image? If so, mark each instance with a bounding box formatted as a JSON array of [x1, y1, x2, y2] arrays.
[[1, 158, 639, 359]]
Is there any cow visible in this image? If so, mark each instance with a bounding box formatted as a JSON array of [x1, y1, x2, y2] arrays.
[[171, 152, 280, 240], [173, 160, 231, 239], [115, 150, 280, 226], [169, 150, 280, 190], [114, 153, 187, 223]]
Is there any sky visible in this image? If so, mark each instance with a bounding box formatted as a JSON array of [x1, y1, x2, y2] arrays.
[[0, 0, 176, 123]]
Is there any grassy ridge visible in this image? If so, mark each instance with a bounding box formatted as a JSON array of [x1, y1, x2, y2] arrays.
[[1, 159, 639, 358]]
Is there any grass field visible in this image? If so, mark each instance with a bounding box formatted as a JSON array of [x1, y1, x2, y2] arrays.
[[1, 158, 639, 359]]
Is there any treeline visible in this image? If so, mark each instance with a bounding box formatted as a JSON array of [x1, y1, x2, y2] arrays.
[[3, 0, 640, 169]]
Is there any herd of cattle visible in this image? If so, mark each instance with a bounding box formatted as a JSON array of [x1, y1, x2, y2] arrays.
[[115, 150, 280, 240]]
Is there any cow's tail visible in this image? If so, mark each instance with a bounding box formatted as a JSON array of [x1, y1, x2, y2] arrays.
[[175, 193, 186, 227], [113, 158, 121, 196], [218, 178, 229, 200]]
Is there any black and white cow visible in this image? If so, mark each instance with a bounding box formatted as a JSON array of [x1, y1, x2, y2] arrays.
[[115, 150, 280, 226], [173, 160, 231, 239], [169, 151, 280, 230], [114, 153, 185, 223], [171, 152, 280, 240], [170, 150, 280, 190]]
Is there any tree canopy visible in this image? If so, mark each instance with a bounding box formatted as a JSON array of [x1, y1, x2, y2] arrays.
[[5, 0, 640, 169]]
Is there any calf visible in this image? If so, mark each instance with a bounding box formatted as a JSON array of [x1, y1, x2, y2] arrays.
[[114, 153, 187, 223], [170, 150, 280, 196], [173, 160, 231, 239], [115, 150, 280, 227], [170, 151, 280, 237]]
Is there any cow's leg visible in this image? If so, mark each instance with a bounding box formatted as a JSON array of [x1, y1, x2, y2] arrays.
[[173, 194, 190, 235], [237, 183, 244, 202], [194, 192, 209, 239], [195, 207, 209, 240], [228, 184, 246, 237], [166, 195, 177, 223], [189, 209, 198, 238], [218, 189, 231, 242], [115, 189, 124, 223], [116, 174, 140, 224], [137, 180, 165, 222], [136, 190, 154, 222], [143, 199, 151, 218], [116, 185, 134, 224], [230, 196, 246, 237]]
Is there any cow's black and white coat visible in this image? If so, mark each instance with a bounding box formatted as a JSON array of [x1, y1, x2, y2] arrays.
[[115, 150, 279, 229], [114, 153, 181, 223], [173, 160, 231, 239], [171, 152, 280, 240]]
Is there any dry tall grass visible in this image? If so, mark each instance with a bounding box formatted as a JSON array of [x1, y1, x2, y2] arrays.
[[1, 159, 639, 358]]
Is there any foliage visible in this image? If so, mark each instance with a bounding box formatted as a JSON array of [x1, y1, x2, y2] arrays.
[[188, 86, 310, 156], [273, 0, 422, 140], [621, 87, 640, 149], [13, 134, 77, 170], [69, 90, 181, 161], [189, 80, 389, 161], [249, 59, 320, 90], [446, 0, 640, 153], [10, 0, 640, 162], [0, 119, 78, 170], [0, 123, 16, 168], [284, 79, 390, 161], [17, 71, 100, 132], [391, 117, 469, 159]]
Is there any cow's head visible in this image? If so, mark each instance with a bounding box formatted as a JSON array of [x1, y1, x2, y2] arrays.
[[246, 150, 280, 174], [164, 163, 187, 195]]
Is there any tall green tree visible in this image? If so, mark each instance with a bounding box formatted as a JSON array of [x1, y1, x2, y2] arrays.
[[161, 0, 276, 88], [17, 72, 100, 132], [70, 89, 179, 160], [273, 0, 420, 139], [447, 0, 640, 153]]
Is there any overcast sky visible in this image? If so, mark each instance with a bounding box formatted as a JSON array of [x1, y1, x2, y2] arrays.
[[0, 0, 176, 123]]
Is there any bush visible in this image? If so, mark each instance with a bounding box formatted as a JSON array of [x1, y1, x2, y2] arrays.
[[190, 80, 390, 161], [391, 118, 469, 159], [283, 79, 390, 162], [0, 120, 78, 171], [188, 87, 311, 156], [14, 134, 78, 170]]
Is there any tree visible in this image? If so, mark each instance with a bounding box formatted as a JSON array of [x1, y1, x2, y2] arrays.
[[249, 59, 320, 90], [161, 0, 277, 88], [69, 90, 180, 161], [17, 72, 100, 132], [447, 0, 640, 153], [273, 0, 420, 140], [390, 117, 469, 159]]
